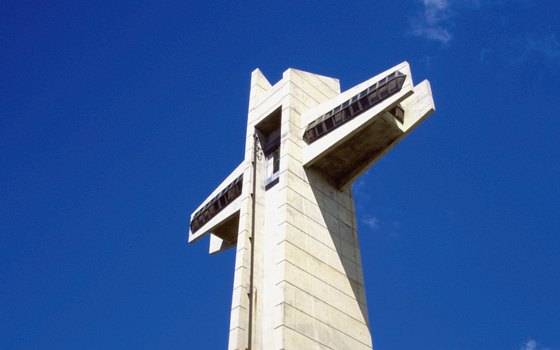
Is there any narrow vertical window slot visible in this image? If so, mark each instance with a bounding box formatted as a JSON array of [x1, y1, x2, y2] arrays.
[[255, 107, 282, 189]]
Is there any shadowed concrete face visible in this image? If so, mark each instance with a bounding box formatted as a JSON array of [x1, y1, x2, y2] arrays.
[[187, 63, 435, 349], [311, 115, 403, 189], [308, 169, 370, 328]]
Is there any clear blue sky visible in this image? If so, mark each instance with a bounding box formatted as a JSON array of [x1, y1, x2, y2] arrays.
[[1, 1, 559, 349]]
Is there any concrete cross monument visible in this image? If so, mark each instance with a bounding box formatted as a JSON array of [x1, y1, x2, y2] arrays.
[[188, 62, 435, 349]]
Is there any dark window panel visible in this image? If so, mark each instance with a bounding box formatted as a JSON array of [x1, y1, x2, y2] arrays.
[[379, 85, 389, 99], [351, 102, 362, 115], [342, 108, 353, 121], [359, 97, 370, 110], [333, 112, 343, 125], [324, 118, 334, 131]]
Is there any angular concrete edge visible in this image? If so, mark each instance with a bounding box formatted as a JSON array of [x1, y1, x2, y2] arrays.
[[187, 161, 246, 244], [339, 79, 436, 188], [302, 62, 413, 168]]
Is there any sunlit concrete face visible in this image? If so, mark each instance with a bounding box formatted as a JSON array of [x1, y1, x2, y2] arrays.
[[188, 62, 435, 349]]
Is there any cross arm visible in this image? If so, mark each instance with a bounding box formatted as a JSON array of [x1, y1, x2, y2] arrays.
[[188, 161, 246, 248], [301, 61, 435, 189]]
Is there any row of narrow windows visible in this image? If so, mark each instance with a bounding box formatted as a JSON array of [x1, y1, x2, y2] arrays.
[[303, 70, 406, 144], [263, 131, 280, 188], [190, 174, 244, 233]]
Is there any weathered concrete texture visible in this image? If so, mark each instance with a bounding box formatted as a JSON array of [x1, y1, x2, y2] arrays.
[[188, 62, 435, 349], [227, 68, 373, 350]]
